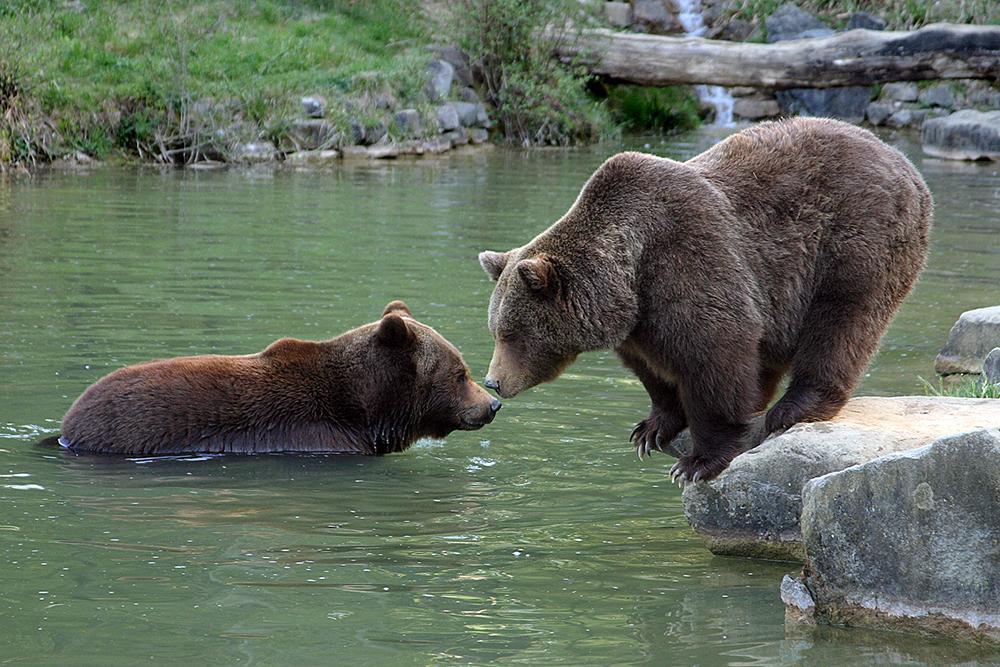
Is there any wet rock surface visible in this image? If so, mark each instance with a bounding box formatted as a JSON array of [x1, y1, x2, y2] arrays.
[[680, 396, 1000, 561], [788, 429, 1000, 643]]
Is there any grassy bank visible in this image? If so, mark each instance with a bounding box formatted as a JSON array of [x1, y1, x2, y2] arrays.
[[0, 0, 629, 169], [0, 0, 437, 167]]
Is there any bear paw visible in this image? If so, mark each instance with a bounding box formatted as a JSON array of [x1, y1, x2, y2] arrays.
[[629, 412, 683, 460], [669, 452, 735, 487]]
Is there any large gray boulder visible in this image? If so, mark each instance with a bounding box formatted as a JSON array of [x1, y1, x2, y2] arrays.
[[426, 59, 455, 102], [775, 86, 873, 124], [682, 396, 1000, 561], [785, 429, 1000, 643], [765, 3, 833, 43], [935, 305, 1000, 375], [922, 110, 1000, 161]]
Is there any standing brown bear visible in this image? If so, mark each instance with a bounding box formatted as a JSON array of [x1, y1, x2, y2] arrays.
[[61, 301, 501, 455], [478, 118, 931, 484]]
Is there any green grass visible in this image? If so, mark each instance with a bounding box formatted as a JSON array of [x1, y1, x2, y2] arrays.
[[0, 0, 433, 164], [919, 376, 1000, 400]]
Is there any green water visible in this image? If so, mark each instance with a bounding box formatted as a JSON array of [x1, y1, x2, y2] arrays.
[[1, 131, 998, 665]]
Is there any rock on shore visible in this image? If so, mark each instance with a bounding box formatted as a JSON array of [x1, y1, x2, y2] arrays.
[[922, 110, 1000, 161], [935, 305, 1000, 375], [784, 428, 1000, 643], [681, 396, 1000, 561]]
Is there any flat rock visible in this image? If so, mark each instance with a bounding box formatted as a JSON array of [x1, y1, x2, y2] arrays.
[[922, 110, 1000, 161], [935, 305, 1000, 374], [792, 429, 1000, 643], [681, 396, 1000, 561], [284, 149, 340, 166], [765, 3, 833, 43]]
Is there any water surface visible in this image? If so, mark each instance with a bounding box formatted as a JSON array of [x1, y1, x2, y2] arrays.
[[1, 129, 998, 665]]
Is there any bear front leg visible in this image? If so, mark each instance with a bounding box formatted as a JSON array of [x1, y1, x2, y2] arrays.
[[669, 351, 761, 485], [618, 350, 687, 459]]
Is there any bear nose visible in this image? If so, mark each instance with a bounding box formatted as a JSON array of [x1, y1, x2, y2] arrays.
[[484, 377, 500, 392], [489, 397, 502, 415]]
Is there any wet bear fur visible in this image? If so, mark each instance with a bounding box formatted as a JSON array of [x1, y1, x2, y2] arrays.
[[61, 301, 500, 455]]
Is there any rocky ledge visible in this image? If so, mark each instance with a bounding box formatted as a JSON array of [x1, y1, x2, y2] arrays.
[[783, 428, 1000, 644], [680, 396, 1000, 561]]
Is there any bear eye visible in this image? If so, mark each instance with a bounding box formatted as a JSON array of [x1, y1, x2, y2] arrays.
[[455, 371, 468, 383]]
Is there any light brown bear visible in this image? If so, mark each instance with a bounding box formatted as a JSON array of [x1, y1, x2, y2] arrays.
[[478, 118, 931, 484], [60, 301, 501, 455]]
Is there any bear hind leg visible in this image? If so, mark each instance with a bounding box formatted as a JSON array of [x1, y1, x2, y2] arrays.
[[765, 297, 893, 434]]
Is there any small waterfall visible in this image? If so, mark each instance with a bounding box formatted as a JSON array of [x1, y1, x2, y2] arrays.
[[674, 0, 734, 126]]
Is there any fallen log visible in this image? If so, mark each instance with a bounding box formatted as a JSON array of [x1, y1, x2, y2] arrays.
[[554, 23, 1000, 89]]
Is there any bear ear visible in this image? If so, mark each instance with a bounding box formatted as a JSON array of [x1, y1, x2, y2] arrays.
[[376, 313, 414, 347], [516, 257, 557, 294], [478, 250, 509, 282], [382, 300, 413, 318]]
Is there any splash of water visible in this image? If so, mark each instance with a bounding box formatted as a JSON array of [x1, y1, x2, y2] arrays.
[[674, 0, 734, 126]]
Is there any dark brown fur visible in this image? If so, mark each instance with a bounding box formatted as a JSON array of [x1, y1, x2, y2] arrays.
[[479, 118, 931, 482], [60, 301, 500, 456]]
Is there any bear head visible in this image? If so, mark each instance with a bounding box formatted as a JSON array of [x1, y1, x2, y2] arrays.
[[477, 247, 637, 399], [363, 300, 501, 447]]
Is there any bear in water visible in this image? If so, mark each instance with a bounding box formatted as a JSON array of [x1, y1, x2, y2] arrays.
[[60, 301, 501, 455], [477, 118, 931, 484]]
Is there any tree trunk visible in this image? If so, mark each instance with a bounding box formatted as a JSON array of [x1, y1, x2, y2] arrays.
[[554, 23, 1000, 89]]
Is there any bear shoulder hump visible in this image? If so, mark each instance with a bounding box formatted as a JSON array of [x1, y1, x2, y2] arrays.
[[260, 337, 314, 361]]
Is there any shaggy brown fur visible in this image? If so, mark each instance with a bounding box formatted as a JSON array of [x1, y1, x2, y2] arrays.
[[478, 118, 931, 483], [60, 301, 501, 456]]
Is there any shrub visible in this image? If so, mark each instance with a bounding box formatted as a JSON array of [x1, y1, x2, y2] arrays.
[[452, 0, 615, 146], [604, 85, 701, 133]]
